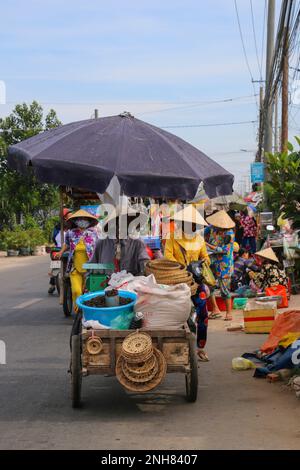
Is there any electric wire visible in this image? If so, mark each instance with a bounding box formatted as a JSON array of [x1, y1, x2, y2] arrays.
[[233, 0, 259, 111], [250, 0, 263, 79]]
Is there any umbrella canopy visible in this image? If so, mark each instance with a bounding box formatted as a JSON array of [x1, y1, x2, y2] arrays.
[[8, 113, 234, 200], [212, 192, 247, 211]]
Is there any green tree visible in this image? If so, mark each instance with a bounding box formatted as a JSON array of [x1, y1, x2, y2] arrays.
[[265, 139, 300, 229], [0, 101, 62, 229]]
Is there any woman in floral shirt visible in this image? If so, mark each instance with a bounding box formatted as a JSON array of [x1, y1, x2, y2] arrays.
[[240, 209, 257, 253], [205, 210, 235, 321], [250, 247, 288, 291], [56, 209, 99, 312]]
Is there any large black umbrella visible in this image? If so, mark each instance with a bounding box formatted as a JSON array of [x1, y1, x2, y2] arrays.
[[8, 113, 234, 200]]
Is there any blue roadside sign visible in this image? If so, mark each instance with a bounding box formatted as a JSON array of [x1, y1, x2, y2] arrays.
[[251, 162, 265, 183]]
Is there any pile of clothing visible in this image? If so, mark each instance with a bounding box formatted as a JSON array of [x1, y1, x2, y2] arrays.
[[242, 310, 300, 381]]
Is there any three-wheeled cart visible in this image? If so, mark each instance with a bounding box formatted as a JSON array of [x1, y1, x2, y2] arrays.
[[70, 319, 198, 408]]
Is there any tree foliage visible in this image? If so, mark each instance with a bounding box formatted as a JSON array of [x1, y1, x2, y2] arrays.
[[0, 101, 61, 229], [265, 139, 300, 229]]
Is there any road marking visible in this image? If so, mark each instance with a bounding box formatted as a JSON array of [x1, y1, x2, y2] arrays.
[[12, 298, 43, 309]]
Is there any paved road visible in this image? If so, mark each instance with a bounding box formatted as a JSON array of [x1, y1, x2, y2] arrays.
[[0, 256, 300, 450]]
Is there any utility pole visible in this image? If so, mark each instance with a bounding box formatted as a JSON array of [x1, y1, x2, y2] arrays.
[[263, 0, 275, 209], [94, 109, 99, 119], [264, 0, 276, 156], [274, 92, 279, 152], [281, 27, 289, 152], [256, 85, 265, 162]]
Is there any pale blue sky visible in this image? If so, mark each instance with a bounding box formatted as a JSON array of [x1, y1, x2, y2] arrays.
[[1, 0, 295, 191]]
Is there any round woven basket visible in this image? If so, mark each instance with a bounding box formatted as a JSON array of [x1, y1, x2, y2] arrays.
[[146, 258, 197, 295], [121, 355, 159, 383], [116, 348, 167, 393], [86, 337, 103, 355], [151, 271, 193, 282], [146, 259, 183, 271], [125, 354, 157, 376], [121, 331, 153, 364], [122, 331, 152, 355], [122, 347, 154, 365]]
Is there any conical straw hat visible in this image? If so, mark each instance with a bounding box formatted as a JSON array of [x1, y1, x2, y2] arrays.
[[67, 209, 98, 222], [172, 205, 208, 226], [255, 247, 279, 263], [206, 210, 235, 229], [104, 205, 148, 224]]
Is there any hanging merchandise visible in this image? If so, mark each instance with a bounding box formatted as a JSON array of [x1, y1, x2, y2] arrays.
[[116, 332, 167, 392]]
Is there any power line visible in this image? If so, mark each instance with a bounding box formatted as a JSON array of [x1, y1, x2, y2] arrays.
[[234, 0, 259, 111], [250, 0, 263, 79], [161, 120, 258, 129], [4, 95, 257, 107], [0, 120, 258, 133], [234, 0, 255, 81], [137, 94, 258, 116], [260, 0, 267, 78]]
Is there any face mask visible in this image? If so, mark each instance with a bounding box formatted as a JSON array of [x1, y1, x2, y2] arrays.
[[75, 219, 90, 229], [183, 231, 198, 240]]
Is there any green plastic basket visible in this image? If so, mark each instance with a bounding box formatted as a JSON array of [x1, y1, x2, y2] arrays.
[[233, 298, 248, 310], [86, 274, 109, 292]]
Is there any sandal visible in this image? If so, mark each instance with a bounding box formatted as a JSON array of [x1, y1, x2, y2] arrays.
[[197, 350, 209, 362], [208, 313, 222, 319], [224, 316, 233, 322]]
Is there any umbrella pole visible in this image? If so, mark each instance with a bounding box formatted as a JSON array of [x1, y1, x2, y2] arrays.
[[59, 186, 64, 305]]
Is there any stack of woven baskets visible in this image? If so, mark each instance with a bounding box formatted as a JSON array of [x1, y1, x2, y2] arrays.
[[145, 259, 197, 296], [116, 332, 167, 392]]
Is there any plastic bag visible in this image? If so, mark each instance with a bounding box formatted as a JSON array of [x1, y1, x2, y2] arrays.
[[232, 357, 256, 370], [265, 285, 288, 308], [260, 310, 300, 354], [202, 261, 216, 287], [110, 312, 134, 330], [109, 272, 155, 293]]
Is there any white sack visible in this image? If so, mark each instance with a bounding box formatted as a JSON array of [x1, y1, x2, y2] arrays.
[[134, 276, 192, 329]]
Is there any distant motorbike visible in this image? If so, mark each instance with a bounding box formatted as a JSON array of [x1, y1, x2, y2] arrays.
[[48, 248, 61, 295]]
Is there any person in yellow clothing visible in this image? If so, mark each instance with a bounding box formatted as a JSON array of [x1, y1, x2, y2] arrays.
[[56, 209, 99, 312], [165, 205, 211, 362], [70, 238, 89, 309], [164, 205, 210, 266]]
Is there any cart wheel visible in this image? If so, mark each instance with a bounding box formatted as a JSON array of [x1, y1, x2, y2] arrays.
[[70, 311, 82, 350], [185, 336, 198, 403], [71, 334, 82, 408], [63, 278, 72, 317]]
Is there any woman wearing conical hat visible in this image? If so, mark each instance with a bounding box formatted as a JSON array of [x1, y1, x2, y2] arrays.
[[250, 247, 288, 291], [164, 205, 210, 266], [55, 209, 99, 312], [90, 205, 150, 275], [205, 210, 235, 321], [165, 205, 211, 362]]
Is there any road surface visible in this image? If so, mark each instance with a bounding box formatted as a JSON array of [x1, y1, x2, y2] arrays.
[[0, 256, 299, 450]]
